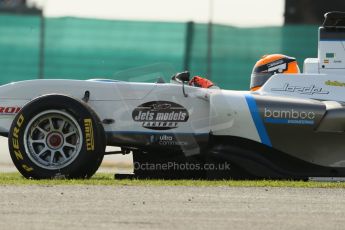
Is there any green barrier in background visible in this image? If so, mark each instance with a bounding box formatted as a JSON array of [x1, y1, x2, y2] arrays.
[[0, 14, 318, 89], [0, 14, 40, 83]]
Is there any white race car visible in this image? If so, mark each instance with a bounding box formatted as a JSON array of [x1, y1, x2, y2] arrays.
[[2, 12, 345, 179]]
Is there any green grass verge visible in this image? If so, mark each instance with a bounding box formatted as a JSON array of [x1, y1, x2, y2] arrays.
[[1, 172, 345, 188]]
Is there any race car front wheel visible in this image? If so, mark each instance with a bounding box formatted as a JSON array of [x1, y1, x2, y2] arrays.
[[8, 94, 106, 179]]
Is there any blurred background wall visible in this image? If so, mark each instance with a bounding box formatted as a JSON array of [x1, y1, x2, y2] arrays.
[[0, 0, 344, 89]]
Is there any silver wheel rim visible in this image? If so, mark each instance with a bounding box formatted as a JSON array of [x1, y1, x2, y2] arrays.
[[23, 110, 83, 170]]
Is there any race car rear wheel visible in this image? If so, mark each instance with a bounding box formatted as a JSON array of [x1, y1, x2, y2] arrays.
[[8, 94, 106, 179]]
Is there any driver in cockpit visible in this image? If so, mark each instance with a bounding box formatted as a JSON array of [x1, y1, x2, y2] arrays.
[[172, 54, 300, 91]]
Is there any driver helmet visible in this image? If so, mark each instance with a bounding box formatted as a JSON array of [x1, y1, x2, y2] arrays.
[[250, 54, 300, 91]]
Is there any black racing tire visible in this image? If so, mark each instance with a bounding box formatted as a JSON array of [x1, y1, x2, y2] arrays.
[[8, 94, 106, 179]]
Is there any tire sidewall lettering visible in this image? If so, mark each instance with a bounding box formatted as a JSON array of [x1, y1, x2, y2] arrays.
[[11, 113, 34, 172], [83, 118, 95, 151]]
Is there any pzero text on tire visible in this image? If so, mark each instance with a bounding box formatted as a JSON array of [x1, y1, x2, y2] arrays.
[[8, 94, 106, 179]]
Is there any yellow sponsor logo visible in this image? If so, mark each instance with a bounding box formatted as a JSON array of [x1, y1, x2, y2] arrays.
[[14, 149, 23, 161], [22, 164, 33, 172], [84, 118, 94, 151], [12, 115, 25, 162], [11, 114, 33, 172], [325, 80, 345, 87]]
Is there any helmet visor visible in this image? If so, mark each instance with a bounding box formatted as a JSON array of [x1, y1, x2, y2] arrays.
[[250, 72, 273, 90]]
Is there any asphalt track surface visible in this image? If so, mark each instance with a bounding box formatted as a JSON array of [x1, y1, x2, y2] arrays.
[[0, 185, 344, 230]]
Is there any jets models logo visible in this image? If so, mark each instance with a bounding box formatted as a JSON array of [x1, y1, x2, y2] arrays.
[[271, 83, 329, 95], [132, 101, 189, 130]]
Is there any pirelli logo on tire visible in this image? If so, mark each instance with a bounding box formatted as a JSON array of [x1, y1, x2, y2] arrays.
[[84, 118, 95, 151], [11, 114, 34, 172]]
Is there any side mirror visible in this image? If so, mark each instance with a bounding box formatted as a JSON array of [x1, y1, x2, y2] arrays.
[[171, 71, 190, 97], [173, 71, 190, 83]]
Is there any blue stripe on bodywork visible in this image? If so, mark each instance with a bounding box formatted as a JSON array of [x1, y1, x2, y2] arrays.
[[244, 94, 272, 147], [264, 118, 314, 125]]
